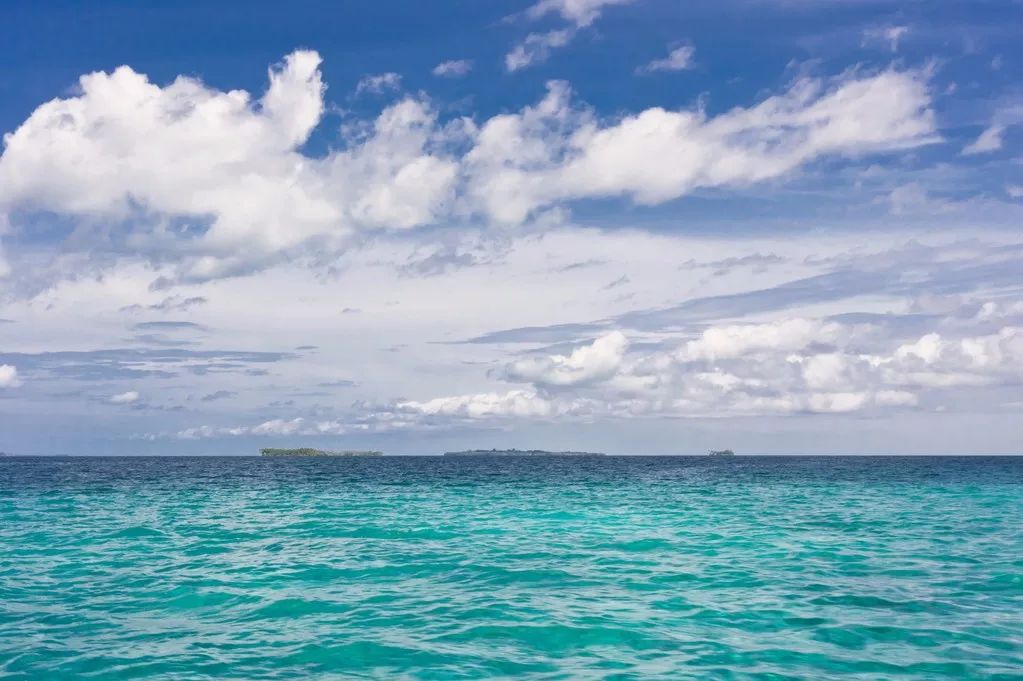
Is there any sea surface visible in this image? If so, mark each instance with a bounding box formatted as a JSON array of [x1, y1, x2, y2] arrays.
[[2, 456, 1022, 680]]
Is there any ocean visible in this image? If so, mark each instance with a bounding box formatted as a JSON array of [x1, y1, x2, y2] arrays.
[[1, 455, 1021, 679]]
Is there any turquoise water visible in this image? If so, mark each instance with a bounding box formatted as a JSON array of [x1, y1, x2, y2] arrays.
[[2, 456, 1022, 679]]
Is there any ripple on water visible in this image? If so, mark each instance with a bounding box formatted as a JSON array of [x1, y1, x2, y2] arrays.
[[2, 455, 1022, 679]]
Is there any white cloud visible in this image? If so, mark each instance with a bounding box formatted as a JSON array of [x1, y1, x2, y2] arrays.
[[886, 183, 958, 215], [2, 51, 334, 277], [0, 51, 457, 282], [432, 60, 473, 78], [0, 52, 937, 287], [885, 328, 1023, 388], [637, 45, 695, 74], [331, 99, 459, 230], [505, 29, 573, 71], [0, 215, 9, 277], [176, 418, 301, 439], [99, 228, 1023, 448], [506, 331, 628, 386], [506, 0, 636, 71], [466, 69, 937, 223], [0, 364, 21, 388], [399, 389, 565, 419], [176, 425, 246, 440], [355, 72, 402, 96], [110, 390, 140, 404], [1007, 185, 1023, 199], [250, 417, 305, 435], [526, 0, 634, 27], [393, 316, 1023, 422], [170, 413, 423, 440], [863, 25, 909, 52], [678, 319, 839, 362], [962, 124, 1004, 155]]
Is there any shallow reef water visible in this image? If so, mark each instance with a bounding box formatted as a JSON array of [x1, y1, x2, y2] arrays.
[[2, 455, 1022, 679]]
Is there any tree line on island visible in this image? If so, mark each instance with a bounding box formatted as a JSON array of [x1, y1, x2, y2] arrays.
[[260, 448, 383, 457], [259, 448, 737, 457]]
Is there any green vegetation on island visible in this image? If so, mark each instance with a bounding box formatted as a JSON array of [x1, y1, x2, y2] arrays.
[[708, 449, 736, 457], [443, 448, 605, 457], [260, 448, 383, 457]]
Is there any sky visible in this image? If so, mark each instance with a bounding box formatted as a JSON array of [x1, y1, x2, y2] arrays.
[[1, 0, 1022, 455]]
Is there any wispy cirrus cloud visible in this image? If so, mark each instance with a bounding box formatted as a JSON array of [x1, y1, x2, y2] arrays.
[[355, 72, 402, 96], [465, 70, 937, 224], [636, 45, 695, 74], [432, 59, 473, 77], [0, 347, 293, 382], [505, 29, 573, 71], [862, 25, 910, 52], [133, 321, 206, 332], [506, 0, 637, 71], [962, 124, 1004, 155], [120, 296, 208, 314]]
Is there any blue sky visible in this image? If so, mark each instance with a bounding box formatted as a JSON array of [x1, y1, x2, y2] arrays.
[[1, 0, 1021, 455]]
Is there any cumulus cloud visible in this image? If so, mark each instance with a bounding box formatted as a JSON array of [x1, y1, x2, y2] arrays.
[[962, 124, 1004, 155], [355, 72, 402, 96], [129, 232, 1023, 444], [432, 59, 473, 78], [637, 45, 695, 74], [109, 390, 140, 404], [394, 314, 1023, 422], [465, 69, 937, 223], [1, 50, 334, 277], [678, 319, 840, 361], [505, 330, 628, 386], [0, 50, 457, 282], [887, 329, 1023, 388], [0, 364, 21, 388], [0, 51, 937, 287]]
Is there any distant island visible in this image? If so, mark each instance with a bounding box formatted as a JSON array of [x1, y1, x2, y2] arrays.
[[708, 449, 736, 457], [444, 449, 605, 457], [260, 448, 383, 457]]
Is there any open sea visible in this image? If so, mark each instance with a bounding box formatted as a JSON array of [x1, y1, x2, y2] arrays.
[[2, 455, 1022, 680]]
